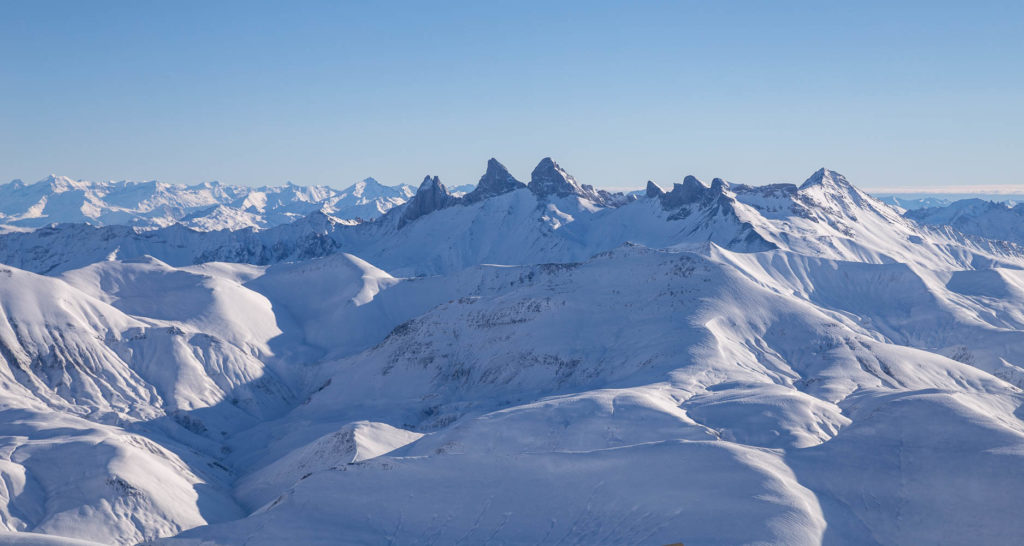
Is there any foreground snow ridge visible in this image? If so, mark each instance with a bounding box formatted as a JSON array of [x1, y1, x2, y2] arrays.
[[1, 158, 1024, 545]]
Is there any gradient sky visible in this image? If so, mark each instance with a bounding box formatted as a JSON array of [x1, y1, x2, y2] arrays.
[[1, 1, 1021, 191]]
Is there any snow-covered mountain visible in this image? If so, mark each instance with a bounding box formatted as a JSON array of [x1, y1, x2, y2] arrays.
[[3, 158, 1024, 544], [905, 198, 1024, 246], [0, 176, 415, 231], [874, 195, 953, 209], [0, 162, 1017, 277], [873, 192, 1024, 211]]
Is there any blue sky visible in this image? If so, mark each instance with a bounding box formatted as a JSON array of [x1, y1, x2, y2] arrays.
[[1, 1, 1021, 191]]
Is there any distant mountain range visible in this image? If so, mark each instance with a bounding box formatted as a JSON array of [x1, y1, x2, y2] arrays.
[[5, 170, 1023, 243], [903, 199, 1024, 245], [0, 175, 417, 231], [874, 191, 1024, 210]]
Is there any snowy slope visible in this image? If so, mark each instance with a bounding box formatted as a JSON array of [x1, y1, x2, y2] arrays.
[[0, 176, 415, 231], [0, 406, 243, 544], [165, 244, 1024, 545], [4, 159, 1024, 544], [0, 263, 303, 542]]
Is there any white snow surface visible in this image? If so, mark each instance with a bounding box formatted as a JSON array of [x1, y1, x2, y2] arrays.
[[0, 162, 1024, 544], [0, 176, 415, 231], [905, 198, 1024, 246]]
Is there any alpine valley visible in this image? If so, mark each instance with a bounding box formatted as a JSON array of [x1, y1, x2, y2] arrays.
[[2, 158, 1024, 545]]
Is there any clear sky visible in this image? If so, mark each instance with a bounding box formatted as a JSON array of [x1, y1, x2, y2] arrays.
[[1, 1, 1021, 191]]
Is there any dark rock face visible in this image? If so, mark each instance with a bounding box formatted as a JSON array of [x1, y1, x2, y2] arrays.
[[597, 189, 632, 207], [399, 176, 455, 228], [661, 175, 714, 208], [646, 181, 665, 198], [399, 157, 635, 228], [527, 157, 625, 206], [462, 159, 526, 205], [528, 157, 587, 199]]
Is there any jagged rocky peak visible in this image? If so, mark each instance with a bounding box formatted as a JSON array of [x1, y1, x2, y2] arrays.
[[416, 175, 450, 197], [661, 175, 707, 208], [654, 174, 736, 211], [646, 181, 665, 198], [528, 158, 588, 198], [527, 157, 622, 206], [399, 175, 455, 227], [463, 158, 526, 204]]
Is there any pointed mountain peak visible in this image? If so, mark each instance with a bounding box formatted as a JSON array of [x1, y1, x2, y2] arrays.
[[417, 175, 444, 192], [463, 158, 526, 204], [799, 168, 851, 190], [646, 181, 665, 198], [486, 157, 506, 172], [399, 175, 455, 228], [796, 168, 879, 215], [526, 157, 621, 206], [348, 177, 396, 199], [528, 157, 586, 198]]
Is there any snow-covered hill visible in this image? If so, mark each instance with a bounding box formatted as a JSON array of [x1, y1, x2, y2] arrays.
[[3, 158, 1024, 544], [0, 176, 415, 231], [171, 242, 1024, 545]]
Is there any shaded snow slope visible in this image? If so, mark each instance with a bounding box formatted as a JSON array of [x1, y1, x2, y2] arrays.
[[163, 244, 1024, 545]]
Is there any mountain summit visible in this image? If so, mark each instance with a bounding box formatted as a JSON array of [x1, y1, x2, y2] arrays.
[[799, 168, 854, 191], [399, 176, 455, 227], [462, 158, 526, 204], [527, 157, 625, 206], [528, 157, 588, 198]]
